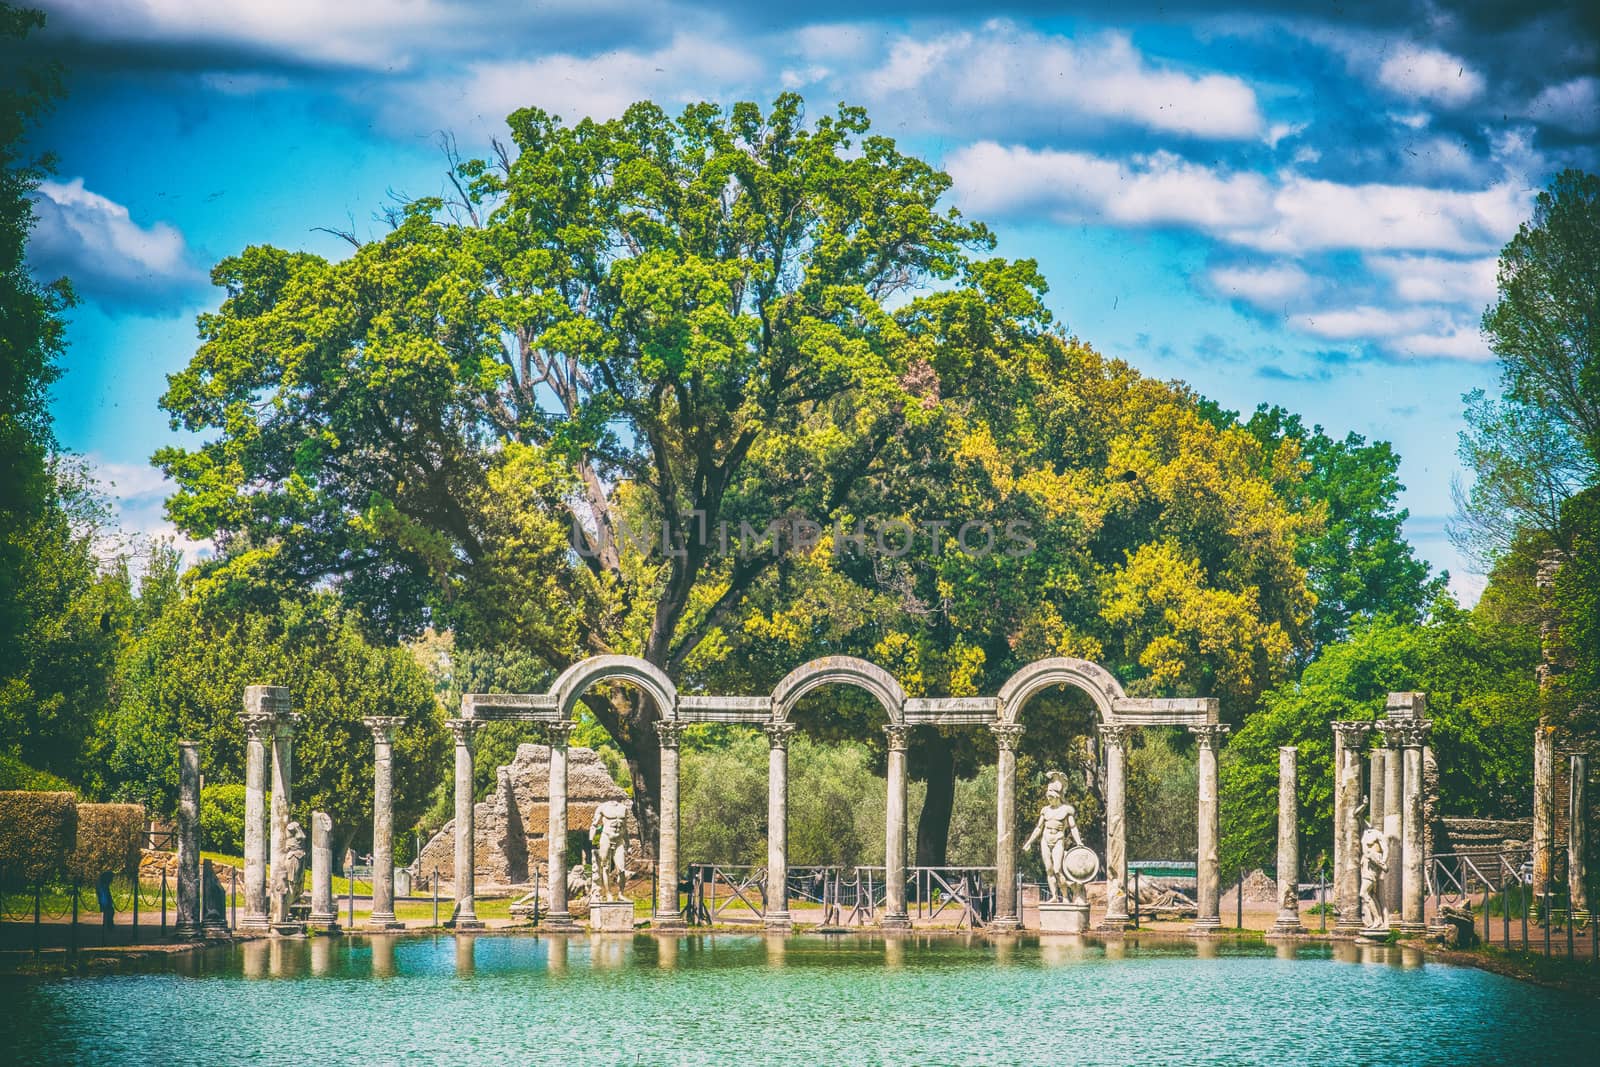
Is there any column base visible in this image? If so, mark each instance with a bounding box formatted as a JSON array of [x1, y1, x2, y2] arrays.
[[365, 918, 407, 932], [651, 913, 688, 930], [988, 916, 1023, 933], [201, 921, 232, 940], [308, 920, 342, 934], [1186, 917, 1223, 936], [879, 913, 912, 931], [270, 922, 307, 937], [1357, 926, 1392, 940], [238, 914, 271, 932], [1096, 912, 1133, 932], [1266, 920, 1308, 938], [1391, 921, 1425, 937], [763, 911, 793, 930], [542, 911, 582, 932], [446, 917, 486, 931], [1331, 919, 1364, 938]]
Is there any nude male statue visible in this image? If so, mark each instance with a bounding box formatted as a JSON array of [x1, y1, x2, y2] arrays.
[[1022, 771, 1085, 903], [589, 799, 631, 902], [1358, 801, 1389, 930]]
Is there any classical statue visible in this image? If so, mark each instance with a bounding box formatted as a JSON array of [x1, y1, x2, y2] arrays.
[[1023, 771, 1086, 903], [589, 799, 631, 902], [271, 820, 309, 924], [1358, 802, 1389, 930]]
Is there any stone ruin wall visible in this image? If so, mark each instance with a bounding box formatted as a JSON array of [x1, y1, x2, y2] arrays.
[[417, 743, 640, 888]]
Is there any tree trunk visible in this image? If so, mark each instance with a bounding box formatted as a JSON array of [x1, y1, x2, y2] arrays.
[[915, 733, 956, 867]]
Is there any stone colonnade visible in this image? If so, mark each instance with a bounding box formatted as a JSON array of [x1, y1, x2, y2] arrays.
[[239, 685, 295, 931], [457, 655, 1223, 933], [1326, 692, 1429, 936]]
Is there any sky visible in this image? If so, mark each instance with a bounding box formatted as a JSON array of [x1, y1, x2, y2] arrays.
[[15, 1, 1600, 604]]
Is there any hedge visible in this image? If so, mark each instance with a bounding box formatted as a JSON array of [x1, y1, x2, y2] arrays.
[[72, 803, 145, 881], [0, 791, 78, 886]]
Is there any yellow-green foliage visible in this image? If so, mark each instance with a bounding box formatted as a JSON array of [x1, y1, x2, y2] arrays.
[[0, 790, 77, 885], [71, 802, 145, 880]]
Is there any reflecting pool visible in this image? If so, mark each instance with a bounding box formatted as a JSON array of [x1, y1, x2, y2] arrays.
[[3, 934, 1594, 1065]]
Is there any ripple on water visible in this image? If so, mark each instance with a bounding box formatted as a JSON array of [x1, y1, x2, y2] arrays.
[[1, 935, 1593, 1066]]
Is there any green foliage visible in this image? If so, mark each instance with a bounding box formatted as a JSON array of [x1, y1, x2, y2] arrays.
[[200, 783, 246, 855], [70, 802, 143, 881], [1456, 169, 1600, 563], [1220, 602, 1539, 877], [1554, 488, 1600, 731], [94, 585, 447, 856], [0, 751, 71, 791], [0, 789, 75, 884], [1126, 730, 1198, 861], [1221, 404, 1441, 651]]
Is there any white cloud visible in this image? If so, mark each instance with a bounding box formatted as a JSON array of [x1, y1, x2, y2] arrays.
[[1523, 77, 1600, 135], [87, 455, 212, 568], [387, 34, 764, 129], [945, 142, 1533, 256], [858, 22, 1264, 141], [1366, 253, 1498, 306], [28, 178, 205, 311], [1289, 304, 1492, 361], [1207, 262, 1312, 310], [1376, 45, 1484, 107]]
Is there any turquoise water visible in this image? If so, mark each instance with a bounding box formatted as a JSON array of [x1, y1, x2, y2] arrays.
[[2, 934, 1593, 1065]]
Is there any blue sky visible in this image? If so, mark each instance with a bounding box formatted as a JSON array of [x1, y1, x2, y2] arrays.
[[17, 1, 1600, 604]]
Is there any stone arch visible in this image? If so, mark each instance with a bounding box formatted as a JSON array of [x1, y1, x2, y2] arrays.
[[770, 656, 905, 723], [549, 654, 678, 720], [996, 657, 1127, 725]]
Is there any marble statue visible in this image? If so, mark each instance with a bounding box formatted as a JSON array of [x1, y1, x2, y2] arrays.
[[271, 819, 309, 924], [1358, 801, 1389, 930], [1023, 771, 1086, 903], [590, 798, 631, 901]]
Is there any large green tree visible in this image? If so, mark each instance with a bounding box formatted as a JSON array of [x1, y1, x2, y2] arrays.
[[155, 95, 1056, 842]]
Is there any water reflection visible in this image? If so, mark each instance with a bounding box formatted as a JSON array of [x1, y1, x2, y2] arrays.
[[655, 934, 679, 970], [310, 935, 333, 976], [1038, 935, 1086, 967], [1194, 938, 1218, 960], [454, 935, 475, 977], [591, 935, 628, 970], [884, 937, 904, 969], [371, 935, 396, 978], [1103, 939, 1126, 962], [1274, 940, 1301, 962], [548, 936, 568, 974], [765, 933, 786, 968], [242, 939, 267, 979]]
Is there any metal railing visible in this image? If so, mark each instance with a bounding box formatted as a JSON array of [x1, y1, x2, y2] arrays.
[[683, 863, 995, 928]]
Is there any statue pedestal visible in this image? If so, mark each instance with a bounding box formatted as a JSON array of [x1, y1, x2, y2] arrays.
[[270, 922, 306, 937], [589, 901, 635, 933], [1038, 902, 1090, 934]]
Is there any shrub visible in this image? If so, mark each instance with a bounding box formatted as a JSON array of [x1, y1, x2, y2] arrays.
[[71, 803, 145, 880], [0, 790, 77, 885], [0, 754, 75, 793], [200, 783, 247, 856]]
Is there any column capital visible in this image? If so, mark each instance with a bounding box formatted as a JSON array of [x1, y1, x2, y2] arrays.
[[544, 720, 575, 747], [883, 724, 911, 752], [655, 719, 687, 749], [1397, 720, 1432, 748], [1188, 723, 1230, 749], [363, 716, 406, 743], [1331, 721, 1373, 746], [1376, 721, 1409, 748], [240, 714, 278, 744], [1100, 723, 1134, 748], [446, 718, 480, 746], [989, 722, 1025, 751], [243, 684, 292, 718], [764, 722, 798, 750]]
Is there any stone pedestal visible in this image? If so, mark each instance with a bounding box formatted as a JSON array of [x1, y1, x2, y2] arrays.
[[654, 721, 687, 929], [589, 900, 635, 933], [446, 717, 485, 930], [1038, 902, 1090, 934], [990, 723, 1025, 931], [175, 740, 202, 940], [308, 810, 340, 932], [1268, 746, 1306, 937], [365, 716, 407, 931]]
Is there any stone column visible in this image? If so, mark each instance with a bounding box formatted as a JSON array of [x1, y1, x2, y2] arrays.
[[1099, 724, 1132, 930], [365, 716, 406, 930], [1533, 723, 1557, 903], [882, 724, 911, 929], [308, 811, 338, 930], [545, 720, 577, 928], [990, 722, 1025, 930], [239, 687, 284, 932], [1189, 724, 1228, 932], [1331, 722, 1371, 934], [447, 718, 484, 929], [1379, 724, 1405, 917], [654, 721, 685, 927], [1571, 754, 1589, 922], [175, 740, 202, 939], [1266, 746, 1304, 935], [764, 722, 797, 928], [269, 714, 298, 910], [1369, 748, 1386, 835], [1397, 720, 1431, 934]]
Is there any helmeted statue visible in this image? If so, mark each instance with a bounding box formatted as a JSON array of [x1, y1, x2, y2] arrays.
[[1023, 770, 1087, 903]]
